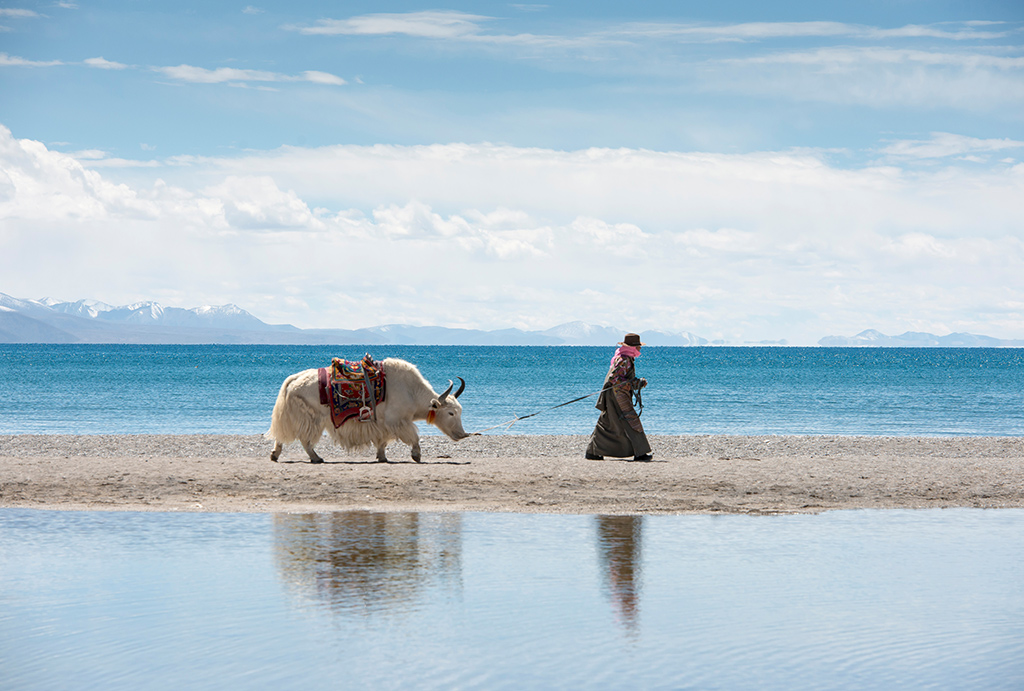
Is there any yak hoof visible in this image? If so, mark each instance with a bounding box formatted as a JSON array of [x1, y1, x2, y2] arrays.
[[310, 456, 324, 464], [270, 452, 280, 462]]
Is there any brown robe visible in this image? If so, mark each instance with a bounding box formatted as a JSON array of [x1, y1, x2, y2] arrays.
[[586, 355, 651, 459]]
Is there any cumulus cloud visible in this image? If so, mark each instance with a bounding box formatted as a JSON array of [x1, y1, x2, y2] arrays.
[[570, 217, 646, 248], [202, 175, 323, 230], [882, 232, 957, 259], [0, 125, 158, 220], [4, 126, 1024, 342]]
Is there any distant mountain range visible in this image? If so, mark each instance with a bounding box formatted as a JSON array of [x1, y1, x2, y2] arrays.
[[818, 329, 1024, 347], [5, 294, 1022, 347], [0, 293, 707, 346]]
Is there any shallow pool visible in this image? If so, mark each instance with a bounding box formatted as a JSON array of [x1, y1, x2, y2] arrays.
[[2, 508, 1023, 689]]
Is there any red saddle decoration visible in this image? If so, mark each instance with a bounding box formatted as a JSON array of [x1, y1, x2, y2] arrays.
[[318, 354, 387, 428]]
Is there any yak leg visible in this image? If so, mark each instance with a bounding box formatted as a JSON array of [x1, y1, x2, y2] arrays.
[[270, 440, 284, 462], [396, 422, 422, 463], [375, 442, 389, 463], [300, 439, 324, 464]]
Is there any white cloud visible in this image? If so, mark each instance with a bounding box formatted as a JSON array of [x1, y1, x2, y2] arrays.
[[289, 15, 1016, 48], [570, 216, 646, 247], [672, 228, 756, 253], [612, 20, 1013, 42], [881, 132, 1024, 159], [0, 125, 158, 220], [153, 64, 346, 86], [81, 158, 161, 168], [242, 6, 263, 14], [68, 149, 107, 160], [0, 52, 62, 67], [84, 57, 128, 70], [292, 10, 488, 38], [278, 14, 1024, 112], [705, 47, 1024, 110], [735, 47, 1024, 70], [301, 70, 346, 86], [882, 232, 957, 259], [202, 175, 323, 230], [65, 148, 160, 168], [0, 9, 39, 18], [3, 126, 1024, 342], [154, 64, 281, 84]]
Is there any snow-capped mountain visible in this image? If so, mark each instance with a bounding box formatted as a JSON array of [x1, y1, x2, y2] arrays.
[[40, 297, 116, 319], [0, 293, 290, 343], [38, 297, 270, 330], [0, 292, 712, 345]]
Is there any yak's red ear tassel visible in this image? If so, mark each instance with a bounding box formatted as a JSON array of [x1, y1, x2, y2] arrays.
[[427, 409, 436, 424]]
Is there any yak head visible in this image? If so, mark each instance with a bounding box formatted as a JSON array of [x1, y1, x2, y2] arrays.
[[429, 377, 471, 440]]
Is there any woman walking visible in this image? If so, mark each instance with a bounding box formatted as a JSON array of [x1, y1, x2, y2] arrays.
[[585, 333, 653, 461]]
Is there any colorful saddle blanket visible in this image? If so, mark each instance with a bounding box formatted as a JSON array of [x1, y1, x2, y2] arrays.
[[318, 354, 387, 428]]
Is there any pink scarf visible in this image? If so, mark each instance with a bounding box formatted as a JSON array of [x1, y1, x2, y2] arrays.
[[611, 345, 640, 366]]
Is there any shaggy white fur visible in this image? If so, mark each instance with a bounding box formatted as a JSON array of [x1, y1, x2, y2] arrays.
[[266, 357, 469, 463]]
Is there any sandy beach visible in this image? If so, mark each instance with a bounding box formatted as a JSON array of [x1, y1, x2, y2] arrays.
[[2, 433, 1024, 515]]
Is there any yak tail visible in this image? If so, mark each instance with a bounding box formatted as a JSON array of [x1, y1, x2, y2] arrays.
[[265, 372, 321, 446]]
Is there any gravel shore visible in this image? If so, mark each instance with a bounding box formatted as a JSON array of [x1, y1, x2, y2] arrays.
[[3, 434, 1024, 514]]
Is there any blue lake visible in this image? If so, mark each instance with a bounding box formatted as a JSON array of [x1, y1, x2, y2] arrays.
[[2, 344, 1024, 436], [2, 508, 1023, 690], [4, 346, 1024, 688]]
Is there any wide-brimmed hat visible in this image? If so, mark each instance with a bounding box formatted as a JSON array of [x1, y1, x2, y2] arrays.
[[620, 333, 644, 347]]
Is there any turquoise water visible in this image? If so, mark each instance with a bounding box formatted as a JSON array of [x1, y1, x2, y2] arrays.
[[5, 347, 1023, 689], [2, 508, 1023, 690], [2, 344, 1024, 436]]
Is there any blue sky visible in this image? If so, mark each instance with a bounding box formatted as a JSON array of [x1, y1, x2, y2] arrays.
[[1, 1, 1023, 344]]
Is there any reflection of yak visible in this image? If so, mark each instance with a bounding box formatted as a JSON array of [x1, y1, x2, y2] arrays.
[[274, 512, 462, 615], [596, 515, 643, 632]]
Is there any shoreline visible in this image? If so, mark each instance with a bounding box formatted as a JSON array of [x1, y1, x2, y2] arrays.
[[3, 434, 1024, 515]]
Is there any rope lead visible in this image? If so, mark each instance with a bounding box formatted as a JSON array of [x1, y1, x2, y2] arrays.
[[470, 383, 619, 435]]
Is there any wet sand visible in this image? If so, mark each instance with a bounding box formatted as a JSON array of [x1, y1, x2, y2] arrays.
[[2, 434, 1024, 515]]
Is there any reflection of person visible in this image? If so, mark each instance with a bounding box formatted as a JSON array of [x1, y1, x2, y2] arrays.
[[586, 333, 652, 461], [596, 515, 642, 632]]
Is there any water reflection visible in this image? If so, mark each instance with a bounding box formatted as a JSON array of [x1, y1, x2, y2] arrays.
[[273, 512, 462, 616], [595, 515, 643, 632]]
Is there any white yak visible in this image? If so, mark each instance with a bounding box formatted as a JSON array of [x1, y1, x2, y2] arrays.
[[266, 357, 470, 463]]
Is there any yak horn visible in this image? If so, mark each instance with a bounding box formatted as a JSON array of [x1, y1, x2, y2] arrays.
[[454, 377, 466, 399], [438, 380, 454, 401]]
